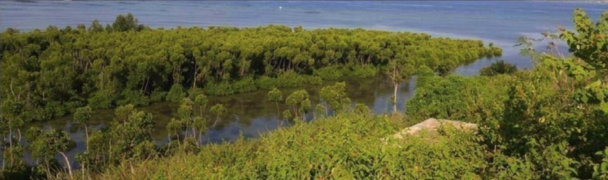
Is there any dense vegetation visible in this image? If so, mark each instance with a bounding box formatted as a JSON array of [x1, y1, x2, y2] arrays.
[[97, 114, 492, 179], [407, 8, 608, 179], [2, 8, 606, 180], [479, 60, 518, 76], [93, 8, 607, 179], [0, 13, 500, 123]]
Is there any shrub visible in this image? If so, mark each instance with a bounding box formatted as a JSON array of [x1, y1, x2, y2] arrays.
[[480, 60, 517, 76]]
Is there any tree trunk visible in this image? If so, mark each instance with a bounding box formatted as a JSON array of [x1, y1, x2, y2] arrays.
[[8, 127, 13, 149], [393, 81, 398, 115], [175, 131, 182, 147], [84, 125, 89, 151], [59, 152, 73, 179], [81, 162, 86, 180], [392, 64, 398, 115], [191, 127, 196, 138], [144, 77, 150, 94], [198, 131, 203, 146], [17, 129, 22, 143], [10, 80, 17, 101], [212, 117, 219, 128], [192, 65, 198, 89], [292, 106, 298, 121], [240, 65, 245, 77]]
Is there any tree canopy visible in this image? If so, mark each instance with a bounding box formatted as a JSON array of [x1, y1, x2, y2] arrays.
[[0, 14, 499, 122]]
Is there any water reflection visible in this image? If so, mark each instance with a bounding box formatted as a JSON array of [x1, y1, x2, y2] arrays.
[[24, 75, 416, 167]]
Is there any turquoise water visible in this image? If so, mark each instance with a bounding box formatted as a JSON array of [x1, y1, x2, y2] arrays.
[[2, 0, 607, 167]]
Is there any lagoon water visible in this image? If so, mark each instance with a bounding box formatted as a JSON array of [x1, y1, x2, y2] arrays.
[[1, 0, 607, 167]]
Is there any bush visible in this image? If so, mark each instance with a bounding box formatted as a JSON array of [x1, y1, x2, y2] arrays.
[[480, 60, 517, 76], [256, 72, 323, 90], [347, 65, 378, 79], [406, 74, 511, 123], [166, 84, 186, 102], [203, 81, 233, 96], [232, 76, 258, 93], [314, 66, 344, 80], [97, 114, 497, 179]]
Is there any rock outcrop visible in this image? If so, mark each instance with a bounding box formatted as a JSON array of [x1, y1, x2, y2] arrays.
[[392, 118, 478, 139]]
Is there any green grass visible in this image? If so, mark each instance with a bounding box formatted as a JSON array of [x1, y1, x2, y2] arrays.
[[92, 113, 493, 179]]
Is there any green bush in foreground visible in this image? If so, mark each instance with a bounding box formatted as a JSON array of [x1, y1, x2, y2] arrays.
[[97, 114, 491, 179], [92, 112, 608, 180], [407, 8, 608, 179]]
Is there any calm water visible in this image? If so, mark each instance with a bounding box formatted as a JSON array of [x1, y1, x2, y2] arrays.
[[2, 0, 607, 167]]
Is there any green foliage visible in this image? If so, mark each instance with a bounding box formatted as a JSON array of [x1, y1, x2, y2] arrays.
[[267, 88, 283, 103], [210, 103, 227, 127], [48, 9, 608, 176], [97, 114, 510, 179], [192, 117, 208, 140], [194, 94, 208, 117], [594, 148, 608, 179], [0, 15, 498, 121], [285, 90, 311, 120], [319, 82, 351, 114], [559, 8, 608, 114], [167, 118, 185, 140], [560, 8, 608, 70], [407, 74, 511, 122], [406, 8, 608, 179], [203, 77, 258, 96], [210, 104, 227, 118], [487, 43, 503, 57], [409, 54, 608, 179], [178, 98, 193, 120], [166, 84, 186, 102], [194, 94, 208, 107], [26, 127, 74, 178], [313, 66, 378, 80], [480, 60, 518, 76], [1, 144, 28, 179], [7, 8, 608, 180], [112, 13, 145, 32], [255, 72, 323, 90], [282, 110, 292, 120], [313, 66, 345, 80], [73, 106, 93, 124], [75, 104, 157, 173]]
